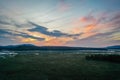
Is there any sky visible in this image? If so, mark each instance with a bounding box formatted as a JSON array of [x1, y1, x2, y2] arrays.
[[0, 0, 120, 47]]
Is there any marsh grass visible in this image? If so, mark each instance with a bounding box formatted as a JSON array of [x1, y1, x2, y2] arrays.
[[0, 53, 120, 80]]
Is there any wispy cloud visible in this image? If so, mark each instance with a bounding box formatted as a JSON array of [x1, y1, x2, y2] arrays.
[[0, 29, 44, 43], [58, 0, 71, 12], [67, 11, 120, 47], [28, 21, 81, 37], [0, 15, 13, 25], [0, 0, 120, 46]]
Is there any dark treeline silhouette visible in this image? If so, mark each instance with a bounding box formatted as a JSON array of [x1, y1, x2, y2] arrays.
[[86, 54, 120, 63]]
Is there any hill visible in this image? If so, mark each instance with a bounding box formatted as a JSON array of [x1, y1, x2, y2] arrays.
[[0, 44, 120, 51], [0, 44, 110, 51]]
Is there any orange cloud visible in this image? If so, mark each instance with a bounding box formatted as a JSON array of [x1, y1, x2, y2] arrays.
[[72, 15, 97, 28], [80, 15, 96, 23], [83, 24, 96, 33], [44, 37, 73, 46], [25, 31, 55, 41], [16, 11, 120, 46], [71, 23, 97, 39], [16, 30, 74, 46], [72, 27, 82, 34], [81, 32, 97, 39], [71, 14, 103, 40], [18, 36, 37, 43], [44, 38, 64, 46]]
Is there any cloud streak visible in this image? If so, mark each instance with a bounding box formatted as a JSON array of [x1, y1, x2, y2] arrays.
[[0, 29, 45, 42], [58, 0, 71, 12], [0, 0, 120, 46], [28, 21, 81, 37], [67, 11, 120, 47], [0, 15, 12, 25]]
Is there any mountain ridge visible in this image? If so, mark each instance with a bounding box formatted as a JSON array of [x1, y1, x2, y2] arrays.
[[0, 44, 120, 51]]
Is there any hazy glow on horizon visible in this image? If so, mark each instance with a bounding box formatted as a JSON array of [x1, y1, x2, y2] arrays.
[[0, 0, 120, 47]]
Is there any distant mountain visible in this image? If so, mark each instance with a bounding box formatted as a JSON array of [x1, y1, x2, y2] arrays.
[[0, 44, 36, 51], [106, 45, 120, 49], [6, 44, 35, 47], [0, 44, 119, 51]]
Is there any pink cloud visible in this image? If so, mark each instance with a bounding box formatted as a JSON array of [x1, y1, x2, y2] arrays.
[[58, 0, 71, 12], [80, 15, 96, 23], [66, 11, 120, 47]]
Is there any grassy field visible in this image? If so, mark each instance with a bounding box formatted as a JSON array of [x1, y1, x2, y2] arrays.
[[0, 52, 120, 80]]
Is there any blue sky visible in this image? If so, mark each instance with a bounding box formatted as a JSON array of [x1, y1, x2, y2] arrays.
[[0, 0, 120, 47]]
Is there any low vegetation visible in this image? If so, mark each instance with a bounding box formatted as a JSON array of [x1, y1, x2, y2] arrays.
[[0, 53, 120, 80], [86, 54, 120, 63]]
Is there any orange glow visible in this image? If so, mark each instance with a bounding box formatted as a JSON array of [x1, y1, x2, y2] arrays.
[[25, 31, 54, 41], [44, 39, 64, 46], [76, 24, 98, 39], [80, 16, 96, 23], [18, 36, 37, 43], [16, 30, 74, 46], [72, 27, 83, 34], [83, 24, 95, 33], [16, 24, 99, 46], [44, 37, 73, 46], [81, 32, 97, 38], [80, 17, 88, 23]]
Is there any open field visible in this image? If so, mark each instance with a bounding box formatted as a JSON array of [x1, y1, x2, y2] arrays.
[[0, 52, 120, 80]]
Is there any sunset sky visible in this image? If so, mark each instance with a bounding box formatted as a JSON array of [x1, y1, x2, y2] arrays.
[[0, 0, 120, 47]]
